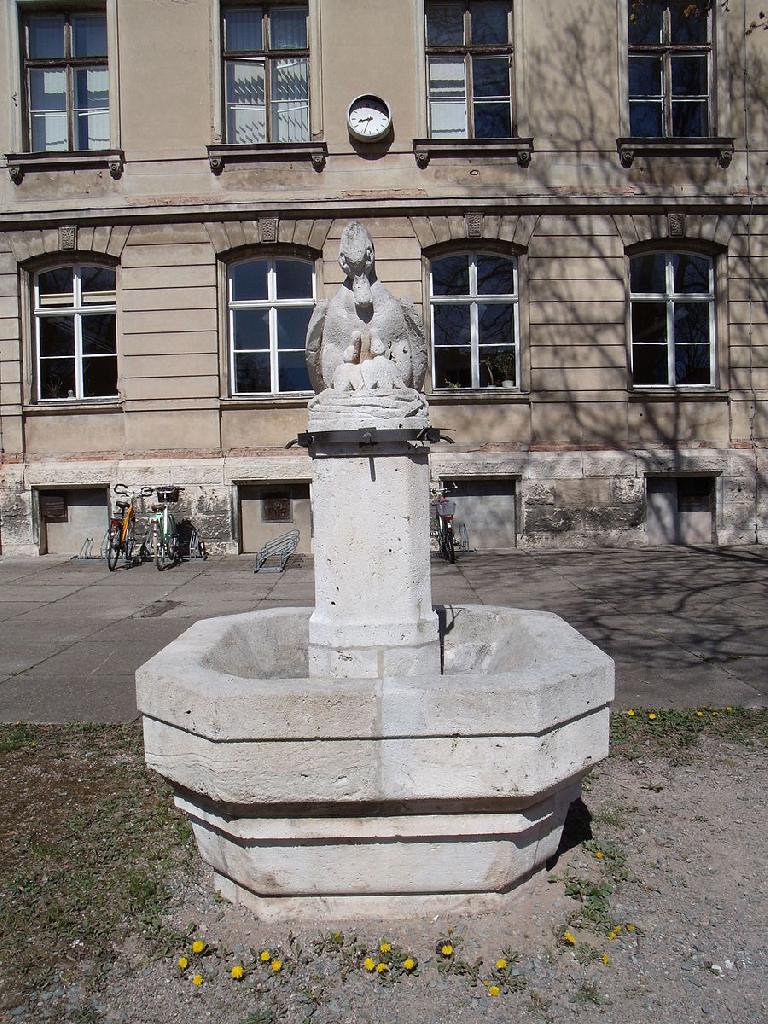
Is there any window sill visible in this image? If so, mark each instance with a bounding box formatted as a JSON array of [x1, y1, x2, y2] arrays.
[[428, 389, 531, 405], [413, 137, 534, 168], [629, 389, 729, 402], [221, 394, 313, 410], [616, 137, 734, 169], [207, 142, 327, 174], [5, 149, 124, 184], [23, 400, 123, 416]]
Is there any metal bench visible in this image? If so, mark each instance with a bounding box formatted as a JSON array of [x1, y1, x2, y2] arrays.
[[253, 529, 300, 573]]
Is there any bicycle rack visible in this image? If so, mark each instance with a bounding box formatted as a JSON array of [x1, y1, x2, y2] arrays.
[[69, 536, 103, 561]]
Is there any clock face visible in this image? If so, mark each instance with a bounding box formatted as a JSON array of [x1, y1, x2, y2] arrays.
[[347, 95, 392, 142]]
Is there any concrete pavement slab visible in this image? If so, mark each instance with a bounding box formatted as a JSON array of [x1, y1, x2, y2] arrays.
[[0, 547, 766, 721]]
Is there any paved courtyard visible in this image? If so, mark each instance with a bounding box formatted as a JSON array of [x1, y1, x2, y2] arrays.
[[0, 545, 766, 722]]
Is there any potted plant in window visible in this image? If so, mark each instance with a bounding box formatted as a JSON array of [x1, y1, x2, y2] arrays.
[[481, 351, 517, 389]]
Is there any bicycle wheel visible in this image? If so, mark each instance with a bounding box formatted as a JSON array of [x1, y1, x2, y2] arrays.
[[106, 525, 121, 571], [124, 524, 135, 567], [442, 524, 456, 564], [169, 532, 180, 566], [154, 525, 165, 571]]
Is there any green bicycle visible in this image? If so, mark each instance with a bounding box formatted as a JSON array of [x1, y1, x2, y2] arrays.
[[146, 485, 183, 571]]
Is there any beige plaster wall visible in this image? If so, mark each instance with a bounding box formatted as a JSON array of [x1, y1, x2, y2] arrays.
[[1, 0, 767, 552]]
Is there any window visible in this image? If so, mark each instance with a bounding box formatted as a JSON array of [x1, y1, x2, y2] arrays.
[[227, 257, 314, 394], [629, 251, 714, 386], [262, 491, 292, 522], [222, 4, 309, 144], [425, 1, 514, 139], [628, 0, 712, 137], [21, 9, 109, 152], [34, 264, 118, 401], [429, 251, 519, 389]]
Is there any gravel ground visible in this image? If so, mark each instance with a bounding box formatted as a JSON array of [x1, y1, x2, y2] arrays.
[[5, 725, 765, 1024]]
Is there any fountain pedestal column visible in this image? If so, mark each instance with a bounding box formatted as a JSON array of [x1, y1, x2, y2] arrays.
[[306, 406, 440, 679]]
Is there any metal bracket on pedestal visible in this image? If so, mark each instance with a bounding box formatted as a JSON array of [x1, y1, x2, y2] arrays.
[[286, 427, 454, 450]]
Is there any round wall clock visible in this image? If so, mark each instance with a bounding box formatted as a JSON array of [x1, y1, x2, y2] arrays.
[[347, 94, 392, 142]]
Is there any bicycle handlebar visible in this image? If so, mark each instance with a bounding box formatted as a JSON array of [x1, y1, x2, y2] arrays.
[[114, 483, 156, 499]]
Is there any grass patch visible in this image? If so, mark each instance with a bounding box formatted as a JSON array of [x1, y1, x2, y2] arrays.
[[610, 707, 768, 761], [0, 722, 194, 1008]]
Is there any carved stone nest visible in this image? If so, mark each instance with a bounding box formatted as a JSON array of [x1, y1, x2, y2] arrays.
[[307, 387, 429, 431]]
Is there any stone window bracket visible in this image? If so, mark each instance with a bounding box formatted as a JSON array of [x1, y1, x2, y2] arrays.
[[616, 137, 735, 169], [413, 137, 533, 168], [5, 149, 125, 184], [207, 142, 327, 174]]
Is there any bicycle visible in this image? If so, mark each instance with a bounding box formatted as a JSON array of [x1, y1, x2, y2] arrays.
[[430, 485, 457, 564], [106, 484, 154, 571], [146, 485, 184, 571]]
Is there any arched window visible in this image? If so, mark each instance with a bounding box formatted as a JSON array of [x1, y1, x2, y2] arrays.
[[227, 256, 314, 394], [429, 250, 519, 390], [629, 251, 714, 387], [34, 263, 117, 401]]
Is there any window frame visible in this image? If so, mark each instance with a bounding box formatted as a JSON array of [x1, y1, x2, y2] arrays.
[[20, 6, 110, 153], [220, 1, 310, 146], [32, 261, 118, 404], [428, 248, 521, 392], [626, 0, 713, 139], [628, 249, 716, 389], [226, 253, 316, 397], [425, 0, 516, 140]]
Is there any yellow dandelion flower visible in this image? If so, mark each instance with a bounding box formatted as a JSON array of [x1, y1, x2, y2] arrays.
[[601, 953, 610, 965], [403, 957, 416, 971], [177, 957, 188, 972], [379, 941, 391, 954], [230, 965, 244, 980], [594, 850, 605, 860], [562, 932, 576, 946], [271, 959, 282, 973], [625, 922, 636, 933], [495, 958, 508, 970], [626, 708, 636, 717], [696, 710, 704, 717], [488, 985, 501, 997], [440, 944, 454, 957], [191, 940, 205, 955], [648, 712, 657, 720], [608, 927, 620, 941], [726, 706, 733, 712], [259, 950, 271, 962], [192, 974, 203, 987], [364, 957, 376, 972], [376, 962, 388, 974]]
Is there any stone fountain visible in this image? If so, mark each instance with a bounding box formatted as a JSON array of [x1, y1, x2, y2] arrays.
[[136, 223, 614, 920]]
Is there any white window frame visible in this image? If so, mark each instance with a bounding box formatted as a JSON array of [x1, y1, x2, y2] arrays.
[[629, 250, 715, 388], [429, 250, 520, 391], [227, 256, 315, 396], [34, 263, 118, 402]]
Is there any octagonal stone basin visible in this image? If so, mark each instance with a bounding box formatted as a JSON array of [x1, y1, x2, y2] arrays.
[[136, 605, 613, 915]]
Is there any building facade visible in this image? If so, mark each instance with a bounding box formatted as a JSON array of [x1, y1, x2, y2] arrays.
[[0, 0, 766, 556]]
